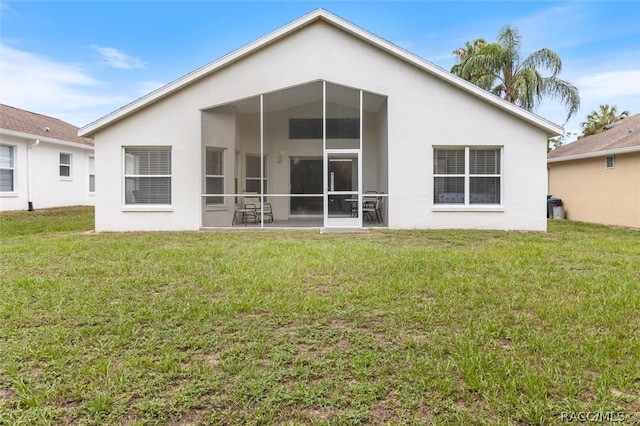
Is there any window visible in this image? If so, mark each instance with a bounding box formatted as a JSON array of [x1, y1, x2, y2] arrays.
[[289, 118, 360, 139], [205, 148, 224, 205], [89, 156, 95, 193], [245, 154, 267, 194], [124, 147, 171, 205], [60, 153, 72, 177], [605, 156, 615, 169], [434, 147, 501, 205], [0, 145, 14, 192]]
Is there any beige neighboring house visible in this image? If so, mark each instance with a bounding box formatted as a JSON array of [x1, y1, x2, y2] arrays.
[[0, 104, 95, 211], [548, 113, 640, 228]]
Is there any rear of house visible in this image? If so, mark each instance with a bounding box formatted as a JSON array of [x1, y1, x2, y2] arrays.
[[548, 114, 640, 228], [80, 9, 561, 232], [1, 104, 95, 211]]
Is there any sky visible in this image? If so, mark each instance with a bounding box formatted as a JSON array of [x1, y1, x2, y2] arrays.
[[1, 1, 639, 141]]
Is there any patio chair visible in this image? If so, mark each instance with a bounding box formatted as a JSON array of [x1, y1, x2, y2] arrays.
[[363, 192, 384, 223], [261, 203, 274, 223], [233, 192, 260, 225]]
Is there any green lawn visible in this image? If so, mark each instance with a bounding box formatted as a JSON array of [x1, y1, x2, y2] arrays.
[[1, 206, 639, 425]]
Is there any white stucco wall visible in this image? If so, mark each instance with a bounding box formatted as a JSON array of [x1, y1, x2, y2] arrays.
[[91, 20, 549, 231], [0, 135, 95, 211]]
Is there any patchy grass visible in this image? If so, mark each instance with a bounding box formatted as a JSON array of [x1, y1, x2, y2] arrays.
[[0, 206, 639, 425]]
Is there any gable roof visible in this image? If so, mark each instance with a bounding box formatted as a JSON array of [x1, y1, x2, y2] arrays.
[[79, 8, 563, 138], [548, 113, 640, 163], [1, 104, 94, 148]]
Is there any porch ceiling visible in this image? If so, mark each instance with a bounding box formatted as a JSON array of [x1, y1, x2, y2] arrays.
[[206, 81, 386, 115]]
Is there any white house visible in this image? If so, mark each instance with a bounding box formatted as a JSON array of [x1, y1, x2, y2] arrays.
[[79, 9, 562, 232], [1, 104, 95, 211]]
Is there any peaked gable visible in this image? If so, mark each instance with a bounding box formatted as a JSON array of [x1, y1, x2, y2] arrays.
[[79, 8, 562, 138]]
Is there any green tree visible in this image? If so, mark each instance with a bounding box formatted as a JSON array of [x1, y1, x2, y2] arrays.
[[548, 130, 577, 152], [451, 25, 580, 122], [451, 39, 486, 81], [580, 104, 630, 137]]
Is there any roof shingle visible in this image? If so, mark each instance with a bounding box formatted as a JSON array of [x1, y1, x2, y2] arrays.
[[548, 113, 640, 160], [0, 104, 94, 146]]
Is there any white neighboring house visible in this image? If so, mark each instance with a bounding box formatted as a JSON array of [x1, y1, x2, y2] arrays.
[[79, 9, 562, 232], [1, 104, 95, 211]]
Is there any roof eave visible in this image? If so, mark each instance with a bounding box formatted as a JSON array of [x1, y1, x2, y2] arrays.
[[0, 129, 94, 150], [547, 144, 640, 163], [79, 8, 564, 138]]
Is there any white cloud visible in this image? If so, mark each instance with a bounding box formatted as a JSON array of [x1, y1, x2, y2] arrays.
[[93, 46, 145, 70], [576, 70, 640, 98], [0, 44, 130, 126]]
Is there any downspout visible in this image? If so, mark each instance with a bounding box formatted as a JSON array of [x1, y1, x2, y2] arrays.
[[27, 139, 40, 211]]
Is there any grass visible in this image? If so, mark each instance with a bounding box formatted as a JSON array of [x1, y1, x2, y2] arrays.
[[0, 206, 639, 425]]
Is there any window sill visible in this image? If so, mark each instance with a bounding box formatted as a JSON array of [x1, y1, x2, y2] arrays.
[[205, 206, 229, 212], [432, 205, 504, 213], [0, 192, 18, 198], [122, 205, 173, 212], [60, 177, 73, 182]]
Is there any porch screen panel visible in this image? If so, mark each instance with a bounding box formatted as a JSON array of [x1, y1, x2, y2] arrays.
[[124, 147, 171, 204], [264, 81, 323, 219], [325, 83, 360, 150]]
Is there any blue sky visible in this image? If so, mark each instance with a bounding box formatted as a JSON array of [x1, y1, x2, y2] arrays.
[[2, 1, 639, 140]]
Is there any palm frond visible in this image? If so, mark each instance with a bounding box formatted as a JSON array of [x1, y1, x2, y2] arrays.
[[522, 48, 562, 76]]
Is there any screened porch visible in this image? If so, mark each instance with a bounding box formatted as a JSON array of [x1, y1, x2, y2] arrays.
[[200, 80, 388, 228]]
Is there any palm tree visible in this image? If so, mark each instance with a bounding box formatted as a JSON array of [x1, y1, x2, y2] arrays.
[[450, 39, 486, 79], [451, 25, 580, 122], [580, 104, 630, 137]]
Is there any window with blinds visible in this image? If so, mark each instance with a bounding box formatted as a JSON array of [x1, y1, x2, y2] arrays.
[[205, 148, 224, 205], [245, 154, 267, 194], [124, 147, 171, 205], [60, 153, 72, 177], [89, 156, 95, 193], [0, 145, 14, 192], [434, 147, 502, 205]]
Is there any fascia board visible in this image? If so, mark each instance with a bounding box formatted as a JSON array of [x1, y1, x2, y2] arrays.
[[0, 129, 95, 151], [79, 8, 564, 138], [547, 145, 640, 163]]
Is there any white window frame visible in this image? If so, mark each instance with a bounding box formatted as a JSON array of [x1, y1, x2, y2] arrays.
[[89, 156, 95, 193], [245, 154, 267, 195], [205, 147, 225, 206], [123, 146, 172, 209], [605, 155, 615, 169], [60, 152, 72, 179], [433, 146, 503, 212], [0, 144, 15, 193]]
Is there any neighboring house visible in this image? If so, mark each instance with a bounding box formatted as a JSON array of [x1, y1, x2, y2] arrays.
[[0, 104, 95, 211], [79, 9, 562, 232], [548, 113, 640, 228]]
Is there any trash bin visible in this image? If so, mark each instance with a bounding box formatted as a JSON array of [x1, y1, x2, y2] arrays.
[[547, 198, 563, 219]]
